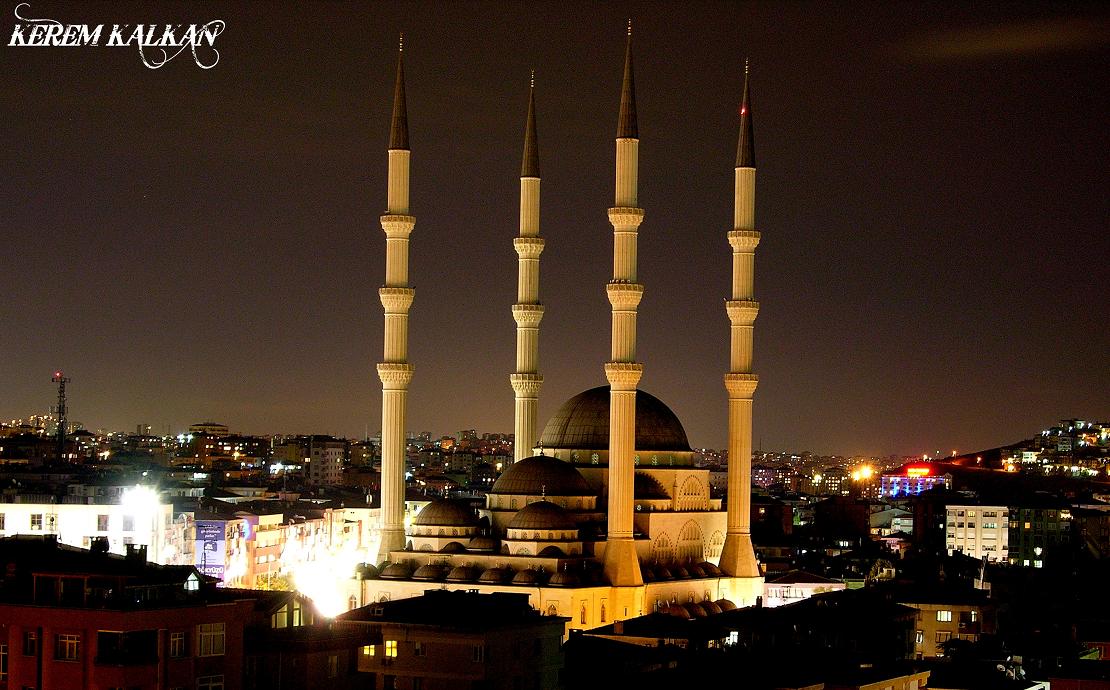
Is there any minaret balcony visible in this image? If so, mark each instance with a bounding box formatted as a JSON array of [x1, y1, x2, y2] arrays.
[[727, 229, 760, 252], [608, 207, 645, 227], [724, 372, 759, 398], [512, 303, 545, 327], [379, 287, 415, 313], [380, 214, 416, 237], [606, 281, 644, 309], [377, 362, 415, 388], [510, 373, 544, 396], [725, 299, 759, 325], [513, 236, 545, 259], [604, 362, 643, 389]]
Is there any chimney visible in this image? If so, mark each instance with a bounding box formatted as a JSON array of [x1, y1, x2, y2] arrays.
[[125, 544, 148, 563]]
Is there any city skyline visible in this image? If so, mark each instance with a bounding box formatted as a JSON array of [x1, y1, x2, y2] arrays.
[[3, 2, 1107, 456]]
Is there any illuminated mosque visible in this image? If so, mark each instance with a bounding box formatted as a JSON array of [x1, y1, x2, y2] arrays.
[[354, 27, 765, 629]]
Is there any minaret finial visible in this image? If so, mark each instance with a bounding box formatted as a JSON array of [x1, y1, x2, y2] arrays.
[[521, 71, 540, 177], [736, 60, 754, 168], [530, 69, 535, 89], [616, 22, 638, 138], [744, 56, 749, 75], [389, 35, 409, 150]]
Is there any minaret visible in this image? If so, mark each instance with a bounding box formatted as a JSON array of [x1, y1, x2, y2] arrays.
[[376, 36, 415, 561], [719, 61, 762, 579], [603, 22, 645, 588], [511, 72, 545, 463]]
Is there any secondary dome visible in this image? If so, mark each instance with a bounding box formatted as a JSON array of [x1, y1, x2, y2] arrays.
[[539, 386, 691, 452], [490, 455, 592, 496], [412, 499, 478, 527], [507, 501, 577, 531]]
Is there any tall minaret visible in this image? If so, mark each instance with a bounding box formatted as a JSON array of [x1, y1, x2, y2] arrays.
[[376, 36, 415, 561], [510, 73, 544, 463], [719, 61, 762, 579], [603, 22, 645, 588]]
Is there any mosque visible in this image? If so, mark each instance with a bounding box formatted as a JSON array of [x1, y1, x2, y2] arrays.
[[354, 28, 765, 631]]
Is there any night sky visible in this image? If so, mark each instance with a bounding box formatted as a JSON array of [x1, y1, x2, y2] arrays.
[[2, 2, 1107, 456]]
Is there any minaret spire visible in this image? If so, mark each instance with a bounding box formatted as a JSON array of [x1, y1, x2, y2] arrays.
[[719, 60, 763, 591], [377, 36, 416, 562], [604, 22, 646, 591], [389, 34, 409, 151], [616, 22, 638, 139], [511, 73, 545, 462], [735, 58, 754, 168]]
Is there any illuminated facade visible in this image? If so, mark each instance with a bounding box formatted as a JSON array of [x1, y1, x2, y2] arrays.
[[361, 30, 766, 631], [944, 504, 1009, 562], [880, 465, 952, 498]]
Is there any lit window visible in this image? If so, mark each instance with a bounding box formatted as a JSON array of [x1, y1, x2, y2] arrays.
[[197, 623, 225, 657], [54, 633, 80, 661], [327, 654, 339, 678], [31, 514, 43, 531], [362, 645, 376, 657], [0, 643, 7, 681], [385, 640, 397, 658], [936, 610, 952, 622], [915, 630, 924, 645]]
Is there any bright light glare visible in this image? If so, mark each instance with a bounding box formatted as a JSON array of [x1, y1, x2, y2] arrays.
[[121, 486, 159, 512]]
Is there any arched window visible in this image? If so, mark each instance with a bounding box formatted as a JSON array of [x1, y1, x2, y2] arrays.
[[348, 595, 357, 611]]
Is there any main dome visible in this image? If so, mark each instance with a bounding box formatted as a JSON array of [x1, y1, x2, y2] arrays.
[[490, 455, 592, 496], [538, 386, 691, 452]]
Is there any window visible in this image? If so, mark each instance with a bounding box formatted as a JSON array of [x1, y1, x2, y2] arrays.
[[915, 630, 924, 645], [24, 630, 37, 656], [413, 679, 423, 690], [272, 605, 289, 629], [31, 514, 43, 531], [383, 676, 396, 690], [123, 515, 135, 532], [197, 623, 225, 657], [170, 632, 186, 658], [936, 631, 951, 643], [473, 644, 485, 662], [385, 640, 397, 658], [0, 513, 5, 530], [327, 654, 338, 678], [0, 643, 7, 681], [292, 600, 303, 626], [414, 641, 426, 657], [362, 645, 376, 657], [197, 675, 224, 690], [97, 514, 109, 531], [55, 633, 80, 661], [936, 610, 952, 622]]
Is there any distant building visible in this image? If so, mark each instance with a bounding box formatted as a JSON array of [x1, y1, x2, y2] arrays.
[[880, 465, 952, 498], [763, 570, 846, 607], [189, 421, 230, 437], [1008, 499, 1072, 568], [945, 504, 1010, 562]]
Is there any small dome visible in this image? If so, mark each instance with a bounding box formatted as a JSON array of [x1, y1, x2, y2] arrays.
[[445, 565, 480, 582], [641, 568, 655, 583], [654, 566, 674, 580], [663, 604, 692, 619], [548, 570, 581, 587], [508, 501, 578, 531], [702, 601, 723, 615], [537, 545, 566, 558], [439, 541, 467, 553], [379, 562, 412, 579], [413, 499, 478, 527], [674, 566, 691, 579], [686, 603, 707, 618], [539, 386, 692, 452], [688, 564, 707, 578], [356, 563, 379, 579], [478, 567, 511, 584], [701, 562, 722, 577], [715, 598, 737, 611], [412, 564, 447, 581], [512, 569, 540, 585], [490, 456, 592, 496], [468, 536, 499, 552]]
